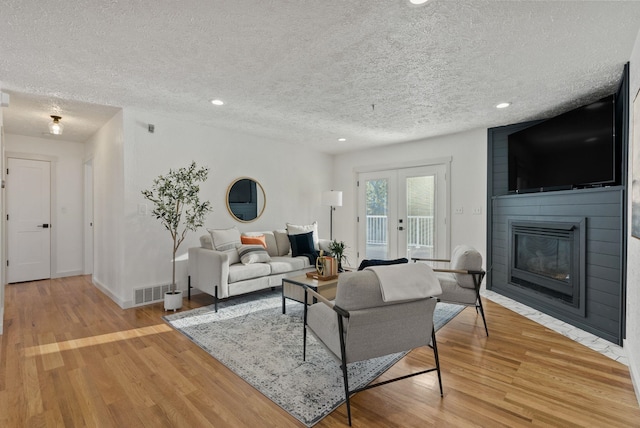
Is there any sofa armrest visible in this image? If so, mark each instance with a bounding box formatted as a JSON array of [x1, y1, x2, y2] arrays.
[[188, 247, 231, 299]]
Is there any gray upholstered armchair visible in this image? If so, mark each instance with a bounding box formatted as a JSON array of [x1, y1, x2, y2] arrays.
[[413, 244, 488, 336], [303, 265, 443, 425]]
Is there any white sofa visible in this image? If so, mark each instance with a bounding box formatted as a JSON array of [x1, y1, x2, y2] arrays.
[[188, 226, 330, 310]]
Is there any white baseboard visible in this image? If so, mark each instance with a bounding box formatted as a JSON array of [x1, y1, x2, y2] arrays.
[[0, 308, 3, 335], [52, 269, 84, 279], [624, 339, 640, 406], [92, 277, 129, 309]]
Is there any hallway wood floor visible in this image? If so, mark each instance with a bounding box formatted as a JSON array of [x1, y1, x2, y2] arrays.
[[1, 275, 639, 427]]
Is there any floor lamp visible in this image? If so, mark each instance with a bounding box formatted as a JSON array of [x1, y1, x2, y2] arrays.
[[322, 190, 343, 240]]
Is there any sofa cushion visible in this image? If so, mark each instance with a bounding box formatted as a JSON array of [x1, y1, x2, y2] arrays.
[[288, 231, 317, 258], [200, 233, 239, 263], [223, 248, 241, 265], [200, 234, 214, 250], [273, 229, 291, 256], [238, 244, 271, 264], [208, 227, 241, 251], [286, 221, 319, 250], [241, 234, 267, 248], [268, 256, 310, 274], [243, 231, 279, 257], [228, 262, 271, 283]]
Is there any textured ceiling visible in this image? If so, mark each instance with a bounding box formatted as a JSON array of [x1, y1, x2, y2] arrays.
[[1, 1, 640, 152]]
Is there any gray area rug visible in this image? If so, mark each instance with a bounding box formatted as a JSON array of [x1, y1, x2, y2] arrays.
[[164, 290, 463, 427]]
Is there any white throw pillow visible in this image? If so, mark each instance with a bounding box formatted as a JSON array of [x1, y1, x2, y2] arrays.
[[273, 229, 291, 256], [238, 244, 271, 265], [286, 221, 319, 250], [208, 227, 241, 251], [199, 234, 214, 250]]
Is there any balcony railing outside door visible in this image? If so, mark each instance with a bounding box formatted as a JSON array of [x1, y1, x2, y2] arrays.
[[366, 215, 434, 259]]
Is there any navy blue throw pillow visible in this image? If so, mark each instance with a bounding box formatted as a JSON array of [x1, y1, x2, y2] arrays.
[[288, 231, 315, 257], [357, 258, 408, 271]]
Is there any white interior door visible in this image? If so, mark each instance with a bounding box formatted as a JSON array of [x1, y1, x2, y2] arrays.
[[358, 165, 448, 265], [84, 159, 94, 275], [7, 158, 51, 283]]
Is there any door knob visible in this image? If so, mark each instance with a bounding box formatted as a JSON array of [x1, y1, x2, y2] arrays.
[[37, 224, 49, 228], [398, 226, 404, 231]]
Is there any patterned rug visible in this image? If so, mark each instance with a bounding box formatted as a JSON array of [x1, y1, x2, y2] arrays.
[[164, 289, 463, 427]]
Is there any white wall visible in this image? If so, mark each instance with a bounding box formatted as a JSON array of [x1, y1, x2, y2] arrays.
[[4, 134, 85, 277], [117, 109, 333, 307], [0, 81, 4, 335], [85, 110, 126, 305], [333, 128, 487, 267], [626, 27, 640, 404]]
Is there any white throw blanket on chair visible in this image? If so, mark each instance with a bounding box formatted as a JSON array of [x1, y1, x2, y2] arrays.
[[365, 263, 442, 302]]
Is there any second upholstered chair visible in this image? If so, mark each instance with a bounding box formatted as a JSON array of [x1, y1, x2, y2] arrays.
[[413, 245, 488, 336]]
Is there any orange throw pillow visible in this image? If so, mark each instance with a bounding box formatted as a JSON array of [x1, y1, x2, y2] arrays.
[[241, 234, 267, 248]]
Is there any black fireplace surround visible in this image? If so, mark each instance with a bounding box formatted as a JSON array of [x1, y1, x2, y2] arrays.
[[507, 218, 586, 317]]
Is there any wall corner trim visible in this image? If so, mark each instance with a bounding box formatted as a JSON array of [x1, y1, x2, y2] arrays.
[[624, 339, 640, 406]]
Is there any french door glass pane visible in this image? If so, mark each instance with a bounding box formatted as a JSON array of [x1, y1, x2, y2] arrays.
[[406, 175, 435, 259], [365, 178, 389, 259]]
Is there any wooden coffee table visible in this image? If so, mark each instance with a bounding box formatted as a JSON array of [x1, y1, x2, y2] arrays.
[[282, 273, 339, 314]]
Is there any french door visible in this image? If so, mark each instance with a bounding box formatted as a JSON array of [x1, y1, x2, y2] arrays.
[[357, 165, 448, 264]]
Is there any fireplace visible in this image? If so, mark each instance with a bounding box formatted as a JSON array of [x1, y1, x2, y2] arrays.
[[508, 219, 586, 317]]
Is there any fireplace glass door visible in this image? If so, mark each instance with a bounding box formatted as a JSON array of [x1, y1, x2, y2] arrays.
[[514, 234, 571, 283], [509, 221, 582, 307]]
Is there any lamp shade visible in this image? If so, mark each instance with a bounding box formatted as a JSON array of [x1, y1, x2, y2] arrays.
[[322, 190, 343, 207]]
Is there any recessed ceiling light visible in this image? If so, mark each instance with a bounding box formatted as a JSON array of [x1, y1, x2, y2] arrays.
[[338, 138, 346, 142], [496, 102, 511, 109], [210, 99, 224, 106], [409, 0, 429, 5]]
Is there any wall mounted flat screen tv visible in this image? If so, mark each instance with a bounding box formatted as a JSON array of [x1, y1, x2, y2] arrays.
[[508, 94, 617, 193]]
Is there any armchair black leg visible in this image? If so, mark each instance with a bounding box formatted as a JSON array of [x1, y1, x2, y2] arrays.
[[477, 297, 489, 337], [337, 315, 352, 426], [303, 289, 308, 361], [473, 272, 489, 336], [188, 276, 191, 299], [214, 285, 218, 313], [431, 327, 443, 397], [342, 362, 352, 426]]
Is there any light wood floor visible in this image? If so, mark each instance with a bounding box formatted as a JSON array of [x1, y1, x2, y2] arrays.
[[1, 275, 639, 427]]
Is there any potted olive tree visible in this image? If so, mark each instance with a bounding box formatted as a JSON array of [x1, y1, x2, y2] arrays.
[[142, 161, 212, 311]]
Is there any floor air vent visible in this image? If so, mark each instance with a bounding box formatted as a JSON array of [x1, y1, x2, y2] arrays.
[[134, 284, 170, 305]]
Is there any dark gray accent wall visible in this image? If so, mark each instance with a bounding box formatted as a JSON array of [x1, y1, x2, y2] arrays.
[[487, 119, 626, 344], [486, 123, 539, 289], [491, 188, 624, 344]]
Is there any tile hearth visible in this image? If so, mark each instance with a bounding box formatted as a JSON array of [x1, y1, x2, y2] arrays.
[[483, 290, 628, 366]]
